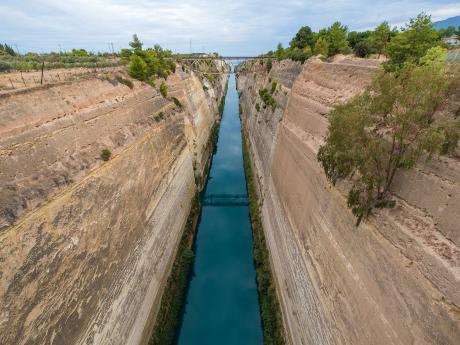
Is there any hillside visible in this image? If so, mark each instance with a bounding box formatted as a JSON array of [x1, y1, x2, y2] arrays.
[[434, 15, 460, 29]]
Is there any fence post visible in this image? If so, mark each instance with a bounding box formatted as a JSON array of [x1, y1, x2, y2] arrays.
[[40, 62, 45, 85], [20, 71, 27, 87], [9, 78, 15, 89]]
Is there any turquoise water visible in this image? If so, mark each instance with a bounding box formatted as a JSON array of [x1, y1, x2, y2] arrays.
[[177, 74, 263, 345]]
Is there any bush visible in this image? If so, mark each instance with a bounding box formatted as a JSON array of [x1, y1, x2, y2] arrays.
[[159, 81, 168, 98], [270, 80, 277, 94], [354, 40, 372, 58], [259, 88, 277, 111], [115, 75, 134, 89], [0, 60, 12, 72], [255, 103, 261, 112], [172, 96, 182, 109], [128, 54, 148, 81], [100, 149, 111, 161]]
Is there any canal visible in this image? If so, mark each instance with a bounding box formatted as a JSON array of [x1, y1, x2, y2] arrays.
[[177, 74, 263, 345]]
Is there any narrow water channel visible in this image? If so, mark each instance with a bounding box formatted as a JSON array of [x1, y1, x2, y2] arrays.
[[177, 74, 263, 345]]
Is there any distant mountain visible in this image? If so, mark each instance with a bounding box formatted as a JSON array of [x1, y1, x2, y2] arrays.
[[433, 16, 460, 30]]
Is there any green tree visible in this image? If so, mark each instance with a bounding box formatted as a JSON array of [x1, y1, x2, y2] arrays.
[[347, 31, 371, 49], [327, 22, 349, 56], [159, 81, 168, 98], [354, 40, 372, 58], [317, 64, 459, 225], [129, 34, 143, 51], [419, 46, 447, 65], [314, 37, 329, 56], [290, 26, 315, 50], [128, 54, 148, 80], [275, 43, 286, 61], [385, 13, 440, 70], [369, 22, 392, 56]]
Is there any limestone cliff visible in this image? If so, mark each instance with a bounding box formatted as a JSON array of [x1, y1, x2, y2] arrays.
[[237, 57, 459, 345], [0, 62, 228, 345]]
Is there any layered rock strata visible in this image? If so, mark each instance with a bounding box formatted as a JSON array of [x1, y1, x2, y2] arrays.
[[237, 57, 460, 345], [0, 62, 228, 345]]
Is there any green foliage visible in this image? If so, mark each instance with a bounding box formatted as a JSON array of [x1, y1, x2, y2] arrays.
[[159, 81, 168, 98], [347, 31, 371, 49], [369, 22, 393, 56], [129, 34, 143, 51], [100, 149, 111, 161], [327, 22, 350, 56], [255, 103, 261, 112], [290, 26, 315, 51], [0, 60, 13, 72], [259, 88, 277, 111], [242, 134, 286, 345], [314, 37, 329, 56], [266, 58, 273, 73], [419, 46, 447, 65], [115, 75, 134, 89], [71, 49, 89, 57], [385, 13, 440, 71], [354, 40, 372, 58], [317, 64, 459, 225], [0, 43, 16, 56], [270, 80, 277, 94], [128, 54, 148, 80]]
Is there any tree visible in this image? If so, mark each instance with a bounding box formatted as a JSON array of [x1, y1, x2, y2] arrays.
[[354, 40, 372, 58], [290, 26, 315, 50], [275, 43, 286, 61], [317, 64, 459, 225], [129, 34, 143, 51], [347, 31, 371, 49], [385, 13, 440, 70], [128, 54, 148, 80], [314, 37, 329, 56], [419, 46, 447, 65], [369, 22, 392, 56], [327, 22, 349, 56]]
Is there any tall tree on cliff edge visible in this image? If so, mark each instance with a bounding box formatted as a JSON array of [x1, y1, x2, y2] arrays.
[[290, 26, 316, 51], [317, 62, 460, 225], [385, 13, 440, 71]]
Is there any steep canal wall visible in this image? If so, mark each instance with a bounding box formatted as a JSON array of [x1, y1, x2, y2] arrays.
[[0, 62, 228, 345], [237, 56, 460, 345]]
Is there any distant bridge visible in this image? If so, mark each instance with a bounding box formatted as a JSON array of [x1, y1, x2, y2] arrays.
[[202, 193, 249, 206], [175, 56, 271, 61]]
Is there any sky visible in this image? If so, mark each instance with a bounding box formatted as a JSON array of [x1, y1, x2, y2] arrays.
[[1, 0, 460, 55]]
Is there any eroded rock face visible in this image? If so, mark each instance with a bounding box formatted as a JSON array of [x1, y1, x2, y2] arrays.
[[237, 57, 460, 345], [0, 64, 228, 345]]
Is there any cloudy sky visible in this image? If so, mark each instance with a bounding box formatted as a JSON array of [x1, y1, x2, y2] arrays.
[[1, 0, 459, 55]]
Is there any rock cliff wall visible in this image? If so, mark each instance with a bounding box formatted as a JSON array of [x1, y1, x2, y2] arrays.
[[237, 57, 459, 345], [0, 62, 228, 345]]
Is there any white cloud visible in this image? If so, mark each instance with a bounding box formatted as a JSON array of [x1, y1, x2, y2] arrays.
[[1, 0, 459, 55]]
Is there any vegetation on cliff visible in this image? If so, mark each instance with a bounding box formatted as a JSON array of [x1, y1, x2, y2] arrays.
[[126, 35, 176, 82], [266, 13, 453, 66], [242, 133, 285, 345], [318, 61, 460, 225]]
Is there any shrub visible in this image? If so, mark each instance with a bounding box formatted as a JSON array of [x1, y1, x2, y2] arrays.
[[100, 149, 111, 161], [159, 81, 168, 98], [266, 59, 273, 72], [115, 75, 134, 89], [172, 96, 182, 109], [255, 103, 261, 112], [259, 88, 277, 111], [354, 40, 372, 58], [270, 80, 277, 94], [128, 54, 148, 81], [0, 60, 12, 72]]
